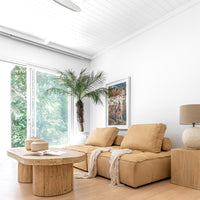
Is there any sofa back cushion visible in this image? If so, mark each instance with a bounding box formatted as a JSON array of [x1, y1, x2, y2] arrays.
[[85, 127, 119, 147], [113, 135, 124, 146], [120, 123, 167, 153], [114, 135, 172, 151]]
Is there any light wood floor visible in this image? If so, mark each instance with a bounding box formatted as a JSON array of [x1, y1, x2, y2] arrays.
[[1, 157, 200, 200]]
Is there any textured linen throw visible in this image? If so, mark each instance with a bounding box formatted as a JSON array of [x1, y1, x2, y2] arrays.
[[74, 147, 112, 178], [109, 148, 132, 186], [74, 147, 132, 186]]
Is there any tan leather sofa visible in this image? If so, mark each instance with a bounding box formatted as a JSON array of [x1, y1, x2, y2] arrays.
[[63, 124, 172, 188]]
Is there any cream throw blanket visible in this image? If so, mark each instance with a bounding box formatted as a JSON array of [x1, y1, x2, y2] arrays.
[[109, 148, 132, 186], [74, 147, 132, 186], [74, 147, 112, 178]]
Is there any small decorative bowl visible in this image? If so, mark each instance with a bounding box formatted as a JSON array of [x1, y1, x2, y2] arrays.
[[25, 137, 40, 150], [31, 140, 49, 152]]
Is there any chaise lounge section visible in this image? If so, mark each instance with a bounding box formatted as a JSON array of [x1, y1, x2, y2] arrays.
[[63, 124, 172, 188]]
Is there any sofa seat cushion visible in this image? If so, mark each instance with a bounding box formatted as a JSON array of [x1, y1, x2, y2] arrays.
[[121, 123, 167, 153], [88, 150, 171, 187], [85, 127, 119, 147], [63, 145, 99, 171], [63, 145, 99, 154], [94, 150, 170, 162]]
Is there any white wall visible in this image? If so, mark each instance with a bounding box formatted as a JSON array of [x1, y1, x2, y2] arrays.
[[90, 3, 200, 147], [0, 35, 91, 149]]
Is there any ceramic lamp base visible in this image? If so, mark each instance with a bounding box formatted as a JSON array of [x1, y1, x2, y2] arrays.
[[182, 127, 200, 149]]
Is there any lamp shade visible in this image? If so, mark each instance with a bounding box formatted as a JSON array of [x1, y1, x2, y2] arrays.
[[180, 104, 200, 125]]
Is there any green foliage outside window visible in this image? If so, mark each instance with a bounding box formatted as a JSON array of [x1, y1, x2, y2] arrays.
[[11, 66, 27, 147], [36, 71, 68, 146]]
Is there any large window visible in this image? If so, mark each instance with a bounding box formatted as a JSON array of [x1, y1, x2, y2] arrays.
[[11, 66, 69, 147]]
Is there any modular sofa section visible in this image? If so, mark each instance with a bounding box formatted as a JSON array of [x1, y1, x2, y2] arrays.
[[89, 150, 171, 188], [63, 145, 98, 171]]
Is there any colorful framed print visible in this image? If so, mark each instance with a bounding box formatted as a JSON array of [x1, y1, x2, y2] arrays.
[[106, 77, 130, 129]]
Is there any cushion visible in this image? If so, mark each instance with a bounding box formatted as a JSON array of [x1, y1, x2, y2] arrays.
[[161, 137, 172, 151], [63, 145, 99, 154], [113, 135, 124, 146], [85, 127, 119, 147], [120, 123, 167, 153], [113, 135, 172, 151]]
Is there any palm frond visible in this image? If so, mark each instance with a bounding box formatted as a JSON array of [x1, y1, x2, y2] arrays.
[[56, 70, 76, 88], [47, 68, 108, 103], [73, 68, 89, 99], [83, 88, 108, 105], [55, 69, 80, 98], [85, 71, 106, 92]]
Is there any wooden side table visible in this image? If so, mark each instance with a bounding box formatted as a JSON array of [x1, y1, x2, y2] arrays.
[[171, 148, 200, 190]]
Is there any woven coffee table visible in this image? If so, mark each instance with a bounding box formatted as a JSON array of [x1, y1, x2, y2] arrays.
[[7, 148, 85, 197]]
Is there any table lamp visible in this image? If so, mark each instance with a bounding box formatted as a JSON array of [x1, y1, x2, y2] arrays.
[[180, 104, 200, 149]]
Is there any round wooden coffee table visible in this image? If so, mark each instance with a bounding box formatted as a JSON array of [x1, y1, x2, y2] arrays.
[[7, 148, 85, 197]]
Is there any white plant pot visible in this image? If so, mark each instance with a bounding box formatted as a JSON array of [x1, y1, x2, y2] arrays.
[[70, 131, 89, 145]]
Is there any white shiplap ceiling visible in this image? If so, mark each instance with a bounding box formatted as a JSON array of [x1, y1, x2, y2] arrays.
[[0, 0, 199, 59]]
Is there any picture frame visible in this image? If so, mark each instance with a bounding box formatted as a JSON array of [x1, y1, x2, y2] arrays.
[[106, 77, 131, 130]]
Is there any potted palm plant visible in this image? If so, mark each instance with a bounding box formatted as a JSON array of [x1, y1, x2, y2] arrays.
[[47, 68, 108, 134]]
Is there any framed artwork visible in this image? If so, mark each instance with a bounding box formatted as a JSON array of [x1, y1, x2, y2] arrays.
[[106, 77, 130, 129]]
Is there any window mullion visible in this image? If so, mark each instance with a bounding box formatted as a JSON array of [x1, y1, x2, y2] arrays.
[[27, 67, 37, 138], [33, 69, 37, 137], [26, 67, 31, 138]]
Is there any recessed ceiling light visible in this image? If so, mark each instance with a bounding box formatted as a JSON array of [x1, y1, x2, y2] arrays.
[[53, 0, 81, 12]]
